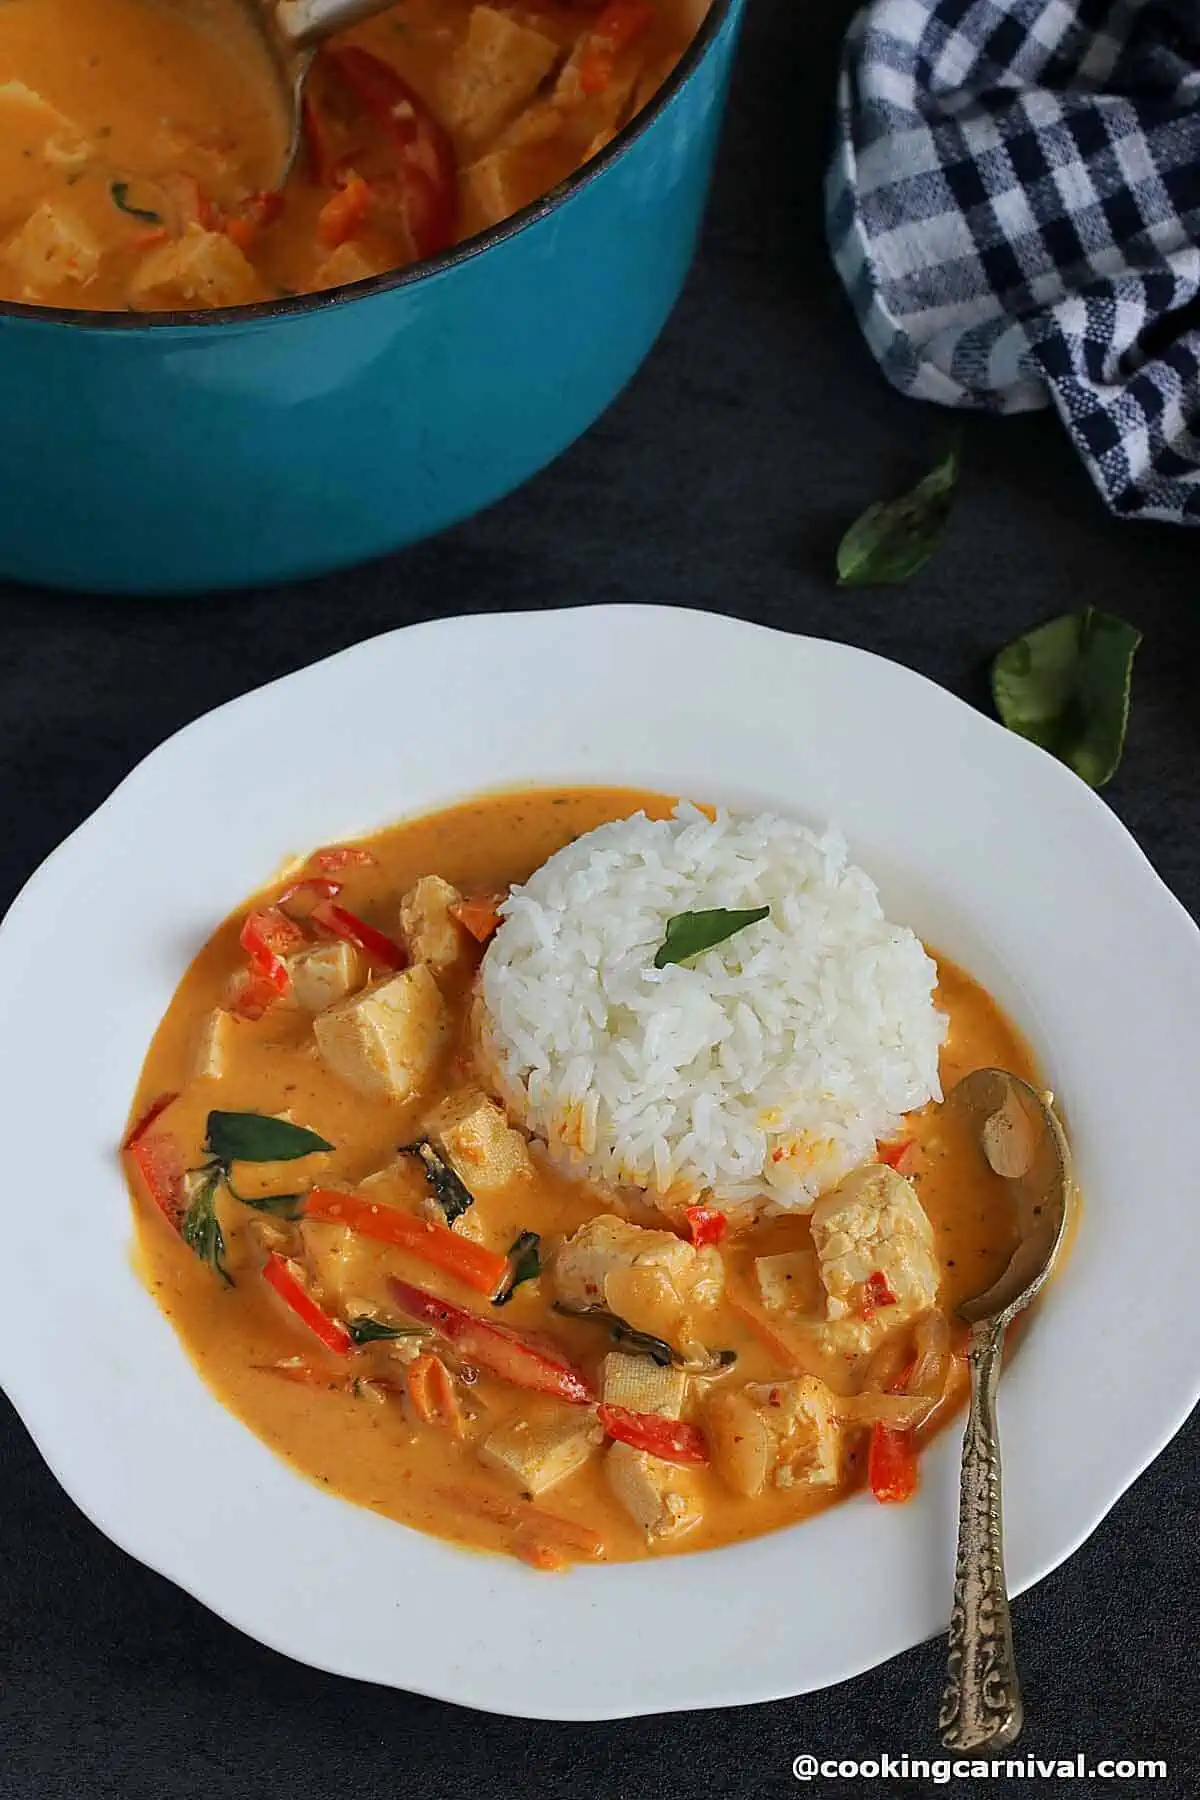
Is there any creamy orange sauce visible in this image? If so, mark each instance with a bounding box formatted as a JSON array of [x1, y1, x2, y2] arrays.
[[0, 0, 709, 310], [127, 786, 1040, 1568]]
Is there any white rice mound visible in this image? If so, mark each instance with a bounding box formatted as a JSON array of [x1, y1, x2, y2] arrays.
[[478, 805, 947, 1213]]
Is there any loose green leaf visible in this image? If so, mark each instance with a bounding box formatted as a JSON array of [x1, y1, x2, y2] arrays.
[[654, 906, 769, 969], [224, 1182, 307, 1220], [181, 1167, 232, 1287], [346, 1315, 429, 1346], [205, 1112, 333, 1165], [836, 439, 961, 588], [110, 179, 161, 224], [991, 608, 1141, 789], [492, 1231, 542, 1307], [398, 1139, 475, 1225]]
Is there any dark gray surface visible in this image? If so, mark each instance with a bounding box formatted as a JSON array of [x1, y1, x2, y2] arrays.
[[2, 2, 1198, 1794]]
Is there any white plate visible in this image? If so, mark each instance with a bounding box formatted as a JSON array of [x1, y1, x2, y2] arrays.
[[1, 604, 1198, 1721]]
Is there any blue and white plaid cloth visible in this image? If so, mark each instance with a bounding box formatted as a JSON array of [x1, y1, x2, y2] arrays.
[[827, 0, 1200, 523]]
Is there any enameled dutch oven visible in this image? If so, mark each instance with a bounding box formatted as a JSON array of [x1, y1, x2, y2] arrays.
[[0, 0, 745, 595]]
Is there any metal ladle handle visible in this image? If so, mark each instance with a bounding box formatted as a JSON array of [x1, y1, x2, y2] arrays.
[[938, 1316, 1024, 1751]]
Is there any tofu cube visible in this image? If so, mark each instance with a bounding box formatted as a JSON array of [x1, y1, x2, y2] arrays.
[[707, 1377, 840, 1498], [810, 1165, 939, 1323], [605, 1443, 701, 1544], [3, 202, 100, 299], [460, 152, 515, 230], [128, 223, 263, 311], [399, 875, 468, 975], [440, 7, 560, 148], [479, 1407, 603, 1495], [312, 240, 390, 291], [194, 1006, 241, 1080], [430, 1087, 532, 1193], [553, 1214, 723, 1342], [287, 940, 367, 1012], [600, 1352, 687, 1419], [0, 81, 91, 170], [755, 1249, 817, 1314], [314, 965, 451, 1103]]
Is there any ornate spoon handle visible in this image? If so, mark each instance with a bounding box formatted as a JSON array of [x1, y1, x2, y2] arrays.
[[939, 1316, 1023, 1751]]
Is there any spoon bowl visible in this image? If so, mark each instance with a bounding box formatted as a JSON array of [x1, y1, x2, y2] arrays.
[[937, 1069, 1073, 1752]]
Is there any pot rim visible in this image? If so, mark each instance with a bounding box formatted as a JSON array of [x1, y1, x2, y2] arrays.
[[0, 0, 738, 335]]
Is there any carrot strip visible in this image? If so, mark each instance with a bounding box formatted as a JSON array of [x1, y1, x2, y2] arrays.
[[449, 893, 505, 943], [305, 1188, 509, 1296]]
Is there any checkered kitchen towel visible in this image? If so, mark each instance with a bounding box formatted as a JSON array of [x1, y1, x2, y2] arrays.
[[827, 0, 1200, 522]]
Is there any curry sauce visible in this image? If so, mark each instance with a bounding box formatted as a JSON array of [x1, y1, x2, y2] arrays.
[[127, 786, 1040, 1568]]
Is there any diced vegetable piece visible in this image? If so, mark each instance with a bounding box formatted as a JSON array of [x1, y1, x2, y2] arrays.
[[604, 1443, 701, 1543], [439, 7, 560, 148], [400, 875, 469, 973], [479, 1407, 603, 1494], [576, 0, 654, 97], [262, 1251, 352, 1355], [310, 845, 377, 872], [310, 899, 406, 971], [388, 1275, 595, 1403], [305, 1187, 509, 1295], [406, 1352, 463, 1431], [3, 201, 100, 299], [862, 1269, 897, 1316], [228, 968, 285, 1021], [127, 1129, 187, 1228], [287, 940, 367, 1012], [600, 1351, 687, 1419], [868, 1422, 918, 1503], [312, 240, 391, 290], [128, 223, 264, 310], [597, 1404, 708, 1466], [877, 1137, 912, 1170], [447, 891, 505, 943], [312, 965, 450, 1103], [431, 1087, 532, 1193], [240, 905, 307, 993], [684, 1205, 727, 1248]]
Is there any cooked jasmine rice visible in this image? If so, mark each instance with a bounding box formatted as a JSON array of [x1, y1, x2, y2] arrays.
[[478, 805, 947, 1213]]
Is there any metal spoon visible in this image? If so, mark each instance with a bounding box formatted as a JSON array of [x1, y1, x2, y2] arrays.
[[937, 1068, 1072, 1752], [238, 0, 406, 184]]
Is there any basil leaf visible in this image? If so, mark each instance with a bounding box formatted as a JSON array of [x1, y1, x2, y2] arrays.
[[346, 1316, 429, 1346], [991, 608, 1141, 789], [205, 1112, 333, 1164], [553, 1303, 735, 1374], [836, 440, 961, 588], [654, 906, 769, 969], [181, 1167, 232, 1287], [398, 1139, 474, 1225], [492, 1231, 542, 1307], [110, 180, 162, 225], [225, 1182, 307, 1220]]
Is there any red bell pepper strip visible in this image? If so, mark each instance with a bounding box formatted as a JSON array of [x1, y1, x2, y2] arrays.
[[388, 1276, 595, 1403], [597, 1404, 710, 1465], [123, 1091, 180, 1151], [262, 1252, 352, 1356], [684, 1204, 727, 1249], [309, 900, 406, 972], [577, 0, 653, 96], [868, 1421, 918, 1503], [310, 845, 378, 872], [223, 190, 284, 251], [240, 905, 307, 992], [877, 1137, 913, 1170], [305, 1188, 508, 1295], [127, 1130, 188, 1229], [322, 47, 458, 260], [229, 968, 286, 1021]]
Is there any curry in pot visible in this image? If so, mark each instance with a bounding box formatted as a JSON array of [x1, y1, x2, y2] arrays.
[[0, 0, 710, 309], [124, 788, 1041, 1572]]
